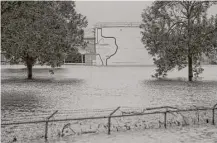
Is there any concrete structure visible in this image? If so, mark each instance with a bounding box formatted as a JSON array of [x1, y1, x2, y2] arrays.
[[1, 51, 8, 65], [94, 27, 153, 66], [83, 37, 97, 65]]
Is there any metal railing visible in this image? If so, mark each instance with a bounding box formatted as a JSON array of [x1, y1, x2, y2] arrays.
[[94, 22, 141, 28], [1, 103, 217, 141]]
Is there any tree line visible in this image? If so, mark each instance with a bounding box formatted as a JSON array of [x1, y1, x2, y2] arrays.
[[140, 1, 217, 81], [1, 1, 87, 79], [1, 1, 217, 81]]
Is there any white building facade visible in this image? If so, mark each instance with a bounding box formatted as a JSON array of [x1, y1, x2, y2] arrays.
[[94, 27, 153, 66]]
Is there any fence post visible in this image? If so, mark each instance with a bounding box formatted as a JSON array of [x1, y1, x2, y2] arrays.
[[45, 121, 48, 141], [108, 107, 120, 135], [108, 117, 111, 135], [213, 104, 217, 125], [164, 110, 167, 128], [45, 110, 58, 141]]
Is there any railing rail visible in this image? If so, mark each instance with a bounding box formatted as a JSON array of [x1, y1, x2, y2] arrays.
[[2, 104, 217, 141], [94, 22, 141, 28], [2, 107, 216, 126]]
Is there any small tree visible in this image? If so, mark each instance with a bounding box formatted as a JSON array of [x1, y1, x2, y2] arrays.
[[1, 1, 87, 79], [141, 1, 217, 81]]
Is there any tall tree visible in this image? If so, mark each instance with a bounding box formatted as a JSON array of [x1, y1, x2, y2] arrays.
[[1, 1, 87, 79], [141, 1, 217, 81]]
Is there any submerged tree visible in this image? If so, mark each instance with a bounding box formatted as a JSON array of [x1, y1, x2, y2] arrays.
[[141, 1, 217, 81], [1, 1, 87, 79]]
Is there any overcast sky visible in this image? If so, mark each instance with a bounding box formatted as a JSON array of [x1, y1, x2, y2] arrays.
[[76, 1, 217, 29], [76, 1, 152, 28]]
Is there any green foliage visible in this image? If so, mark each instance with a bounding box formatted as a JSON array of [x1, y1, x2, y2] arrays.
[[141, 1, 217, 80], [1, 1, 87, 68], [65, 48, 82, 63]]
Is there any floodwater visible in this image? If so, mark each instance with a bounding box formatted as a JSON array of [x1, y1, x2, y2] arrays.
[[46, 125, 217, 143], [1, 65, 217, 119], [1, 65, 217, 143]]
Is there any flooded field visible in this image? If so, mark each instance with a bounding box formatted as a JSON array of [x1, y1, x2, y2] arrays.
[[47, 125, 217, 143], [1, 65, 217, 142], [2, 65, 217, 118]]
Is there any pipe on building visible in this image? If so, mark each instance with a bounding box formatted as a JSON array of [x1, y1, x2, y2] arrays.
[[98, 28, 119, 66]]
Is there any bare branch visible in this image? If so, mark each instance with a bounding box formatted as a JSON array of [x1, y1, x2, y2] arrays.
[[166, 21, 187, 35]]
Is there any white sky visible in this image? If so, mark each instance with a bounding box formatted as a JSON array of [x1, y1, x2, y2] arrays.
[[76, 1, 217, 29], [75, 1, 152, 28]]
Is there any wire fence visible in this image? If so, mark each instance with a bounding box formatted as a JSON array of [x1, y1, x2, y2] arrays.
[[1, 103, 217, 143]]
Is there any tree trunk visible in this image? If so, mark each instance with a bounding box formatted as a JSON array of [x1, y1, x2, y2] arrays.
[[26, 56, 34, 79], [27, 62, 33, 79], [188, 55, 193, 81], [187, 9, 193, 82]]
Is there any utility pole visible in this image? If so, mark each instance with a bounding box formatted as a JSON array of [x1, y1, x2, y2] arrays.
[[93, 28, 97, 65]]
